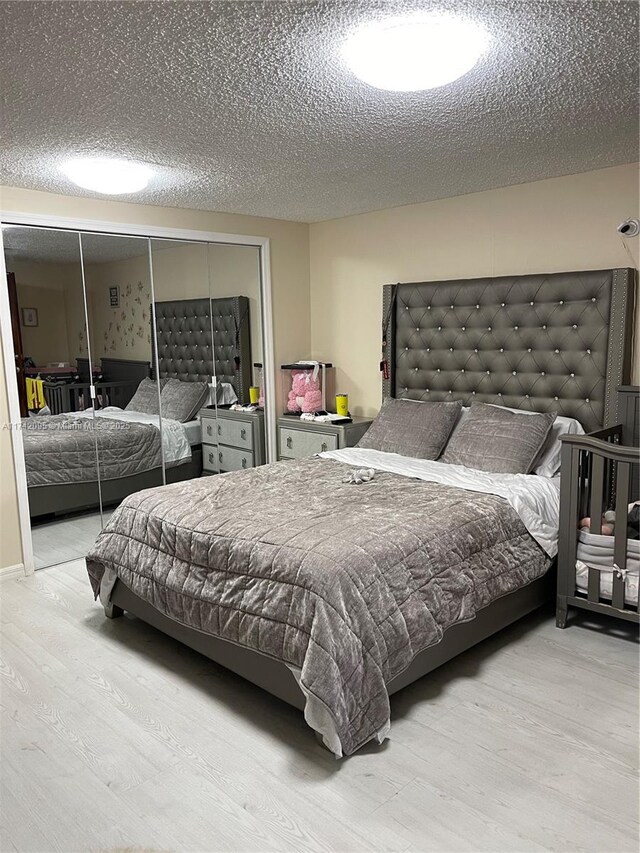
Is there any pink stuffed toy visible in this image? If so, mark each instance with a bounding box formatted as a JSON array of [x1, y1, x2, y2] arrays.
[[287, 369, 324, 413], [579, 511, 615, 536]]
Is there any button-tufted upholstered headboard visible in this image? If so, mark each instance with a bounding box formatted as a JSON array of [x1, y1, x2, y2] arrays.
[[382, 268, 636, 433], [154, 296, 252, 403]]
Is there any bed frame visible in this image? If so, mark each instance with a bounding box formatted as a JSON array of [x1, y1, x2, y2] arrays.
[[104, 268, 636, 729]]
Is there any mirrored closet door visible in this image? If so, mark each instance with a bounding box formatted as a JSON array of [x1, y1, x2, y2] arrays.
[[79, 232, 164, 515], [150, 238, 214, 479], [3, 224, 272, 571], [2, 225, 103, 568]]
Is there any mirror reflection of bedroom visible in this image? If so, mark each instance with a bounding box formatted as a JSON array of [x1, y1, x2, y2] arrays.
[[2, 224, 264, 570]]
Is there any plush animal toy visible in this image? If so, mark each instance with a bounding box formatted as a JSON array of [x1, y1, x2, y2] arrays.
[[579, 512, 615, 535], [287, 369, 324, 414]]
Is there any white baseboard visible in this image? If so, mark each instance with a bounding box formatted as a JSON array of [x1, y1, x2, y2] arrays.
[[0, 563, 26, 581]]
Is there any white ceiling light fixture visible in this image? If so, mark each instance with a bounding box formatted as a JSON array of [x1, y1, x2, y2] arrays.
[[342, 13, 489, 92], [59, 156, 154, 195]]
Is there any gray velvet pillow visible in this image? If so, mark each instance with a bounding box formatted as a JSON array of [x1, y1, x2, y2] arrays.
[[358, 398, 462, 460], [160, 378, 209, 423], [125, 378, 163, 415], [441, 402, 556, 474]]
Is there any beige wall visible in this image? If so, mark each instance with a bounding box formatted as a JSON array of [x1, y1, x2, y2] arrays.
[[9, 259, 72, 365], [310, 163, 640, 416], [85, 253, 152, 364], [0, 185, 310, 570]]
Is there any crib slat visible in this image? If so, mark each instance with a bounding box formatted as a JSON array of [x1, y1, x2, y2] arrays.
[[589, 454, 605, 534], [612, 461, 631, 611], [614, 461, 630, 571], [587, 566, 600, 602], [611, 571, 625, 610]]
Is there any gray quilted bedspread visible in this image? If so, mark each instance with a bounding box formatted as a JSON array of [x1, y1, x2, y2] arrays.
[[86, 456, 550, 755], [24, 415, 162, 486]]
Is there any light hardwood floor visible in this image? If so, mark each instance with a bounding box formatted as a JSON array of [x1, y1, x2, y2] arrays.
[[31, 511, 114, 569], [1, 560, 637, 853]]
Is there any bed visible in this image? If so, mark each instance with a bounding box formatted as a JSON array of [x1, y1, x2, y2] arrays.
[[86, 267, 635, 756], [25, 401, 201, 518], [26, 293, 252, 518], [25, 357, 202, 519]]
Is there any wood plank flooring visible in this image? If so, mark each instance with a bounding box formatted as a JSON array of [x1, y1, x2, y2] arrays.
[[0, 559, 637, 853], [30, 511, 113, 569]]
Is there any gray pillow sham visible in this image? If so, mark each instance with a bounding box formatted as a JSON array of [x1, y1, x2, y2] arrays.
[[160, 378, 209, 423], [125, 378, 164, 415], [358, 398, 462, 460], [441, 402, 556, 474]]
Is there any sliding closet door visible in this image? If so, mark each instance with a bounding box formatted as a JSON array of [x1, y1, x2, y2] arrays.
[[207, 242, 266, 470], [79, 233, 163, 513], [1, 225, 102, 568], [150, 239, 214, 478]]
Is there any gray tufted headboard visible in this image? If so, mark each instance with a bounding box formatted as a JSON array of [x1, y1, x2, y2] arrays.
[[211, 296, 252, 403], [154, 296, 252, 403], [382, 268, 636, 433]]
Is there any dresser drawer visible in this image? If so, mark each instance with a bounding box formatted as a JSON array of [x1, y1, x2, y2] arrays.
[[218, 444, 254, 472], [202, 442, 220, 473], [201, 417, 217, 444], [217, 416, 253, 450], [279, 427, 338, 459]]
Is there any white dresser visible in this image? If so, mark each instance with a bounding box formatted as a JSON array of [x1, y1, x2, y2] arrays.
[[201, 408, 265, 474], [277, 416, 372, 461]]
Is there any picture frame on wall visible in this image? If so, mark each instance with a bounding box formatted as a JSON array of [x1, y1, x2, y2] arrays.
[[21, 307, 38, 327], [109, 285, 120, 307]]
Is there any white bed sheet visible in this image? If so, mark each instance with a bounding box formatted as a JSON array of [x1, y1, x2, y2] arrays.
[[70, 408, 192, 467], [320, 447, 560, 557], [182, 419, 201, 447]]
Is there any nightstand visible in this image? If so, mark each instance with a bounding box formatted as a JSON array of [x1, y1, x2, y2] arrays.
[[277, 416, 372, 461], [201, 408, 265, 474]]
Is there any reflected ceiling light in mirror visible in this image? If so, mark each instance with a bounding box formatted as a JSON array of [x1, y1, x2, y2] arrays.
[[342, 13, 489, 91], [59, 157, 154, 194]]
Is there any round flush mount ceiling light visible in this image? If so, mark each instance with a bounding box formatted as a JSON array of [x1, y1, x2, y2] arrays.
[[342, 13, 489, 92], [59, 157, 154, 195]]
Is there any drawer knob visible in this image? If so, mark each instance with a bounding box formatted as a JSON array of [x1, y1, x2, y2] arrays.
[[321, 441, 327, 452], [218, 451, 223, 463], [241, 457, 247, 468], [286, 436, 293, 449], [217, 424, 222, 436], [206, 424, 212, 436], [208, 452, 213, 464], [240, 428, 247, 441]]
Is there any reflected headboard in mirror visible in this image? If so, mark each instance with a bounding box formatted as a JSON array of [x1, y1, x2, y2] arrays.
[[154, 296, 252, 403], [382, 268, 636, 433]]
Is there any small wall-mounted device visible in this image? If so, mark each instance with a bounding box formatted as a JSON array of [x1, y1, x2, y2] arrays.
[[617, 218, 640, 237]]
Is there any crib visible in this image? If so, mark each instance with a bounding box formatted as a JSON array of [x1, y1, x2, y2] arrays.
[[556, 402, 640, 627]]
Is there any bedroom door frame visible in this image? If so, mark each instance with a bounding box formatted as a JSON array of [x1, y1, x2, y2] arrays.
[[0, 212, 276, 577]]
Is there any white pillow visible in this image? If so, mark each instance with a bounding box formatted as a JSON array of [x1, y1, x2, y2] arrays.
[[530, 412, 584, 478], [444, 404, 584, 477]]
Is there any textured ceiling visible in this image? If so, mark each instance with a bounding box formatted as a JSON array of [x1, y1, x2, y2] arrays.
[[2, 226, 150, 264], [0, 0, 637, 222]]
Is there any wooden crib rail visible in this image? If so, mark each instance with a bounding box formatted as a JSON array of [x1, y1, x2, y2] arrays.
[[559, 431, 640, 462]]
